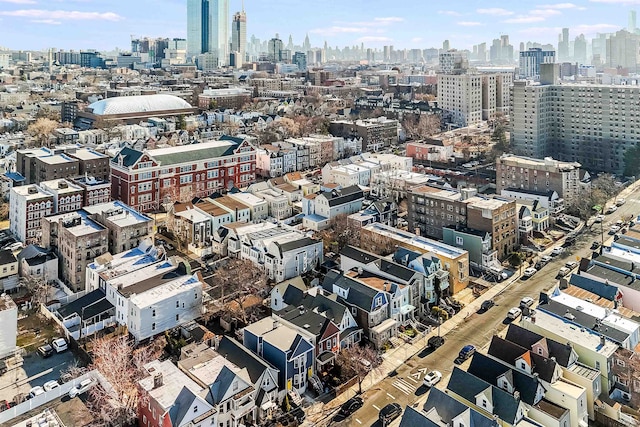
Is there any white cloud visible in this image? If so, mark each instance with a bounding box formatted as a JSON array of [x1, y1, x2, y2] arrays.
[[356, 36, 393, 43], [0, 9, 123, 21], [590, 0, 640, 3], [438, 10, 461, 16], [503, 16, 546, 23], [539, 2, 585, 8], [458, 21, 484, 26], [0, 0, 37, 4], [31, 19, 61, 24], [374, 17, 403, 23], [477, 8, 514, 16]]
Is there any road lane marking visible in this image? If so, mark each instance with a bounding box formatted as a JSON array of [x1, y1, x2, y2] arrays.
[[372, 404, 381, 411], [355, 419, 362, 424], [408, 376, 419, 383], [386, 392, 396, 399], [392, 379, 415, 395]]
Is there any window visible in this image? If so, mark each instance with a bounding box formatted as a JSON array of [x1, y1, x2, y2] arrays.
[[152, 323, 156, 330], [180, 165, 193, 173], [207, 170, 219, 179], [194, 405, 198, 413], [176, 314, 179, 321], [176, 300, 180, 308], [138, 183, 152, 192], [455, 236, 463, 245], [617, 359, 626, 367], [138, 162, 152, 169], [152, 309, 156, 317], [180, 175, 193, 184]]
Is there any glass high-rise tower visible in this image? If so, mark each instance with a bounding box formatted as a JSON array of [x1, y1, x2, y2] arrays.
[[187, 0, 229, 66], [231, 6, 247, 62]]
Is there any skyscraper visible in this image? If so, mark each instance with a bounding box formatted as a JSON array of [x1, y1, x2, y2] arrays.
[[231, 5, 246, 62], [630, 10, 637, 34], [186, 0, 229, 66], [268, 34, 284, 62], [558, 28, 570, 61]]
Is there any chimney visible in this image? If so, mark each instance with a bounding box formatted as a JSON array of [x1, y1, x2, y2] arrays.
[[600, 335, 606, 346], [299, 305, 305, 315], [153, 373, 163, 389], [213, 335, 220, 350], [273, 319, 279, 330]]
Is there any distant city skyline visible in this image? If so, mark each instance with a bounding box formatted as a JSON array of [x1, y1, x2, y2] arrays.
[[0, 0, 638, 52]]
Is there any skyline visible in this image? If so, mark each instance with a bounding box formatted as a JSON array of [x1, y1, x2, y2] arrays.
[[0, 0, 639, 52]]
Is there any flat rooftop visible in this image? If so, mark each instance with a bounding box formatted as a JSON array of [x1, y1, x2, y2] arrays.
[[363, 222, 467, 259], [522, 310, 618, 357], [410, 184, 462, 201], [129, 274, 201, 308], [38, 154, 77, 165], [12, 185, 52, 200], [48, 211, 106, 237], [41, 179, 82, 194], [212, 195, 250, 212], [83, 201, 152, 227], [67, 148, 108, 161]]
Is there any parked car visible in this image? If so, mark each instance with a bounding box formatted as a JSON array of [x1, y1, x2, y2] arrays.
[[594, 214, 605, 223], [480, 300, 495, 311], [43, 380, 59, 392], [605, 205, 618, 214], [556, 267, 571, 278], [290, 407, 305, 424], [379, 403, 402, 426], [617, 198, 626, 206], [37, 344, 54, 358], [522, 267, 537, 278], [68, 378, 94, 399], [609, 225, 621, 235], [591, 241, 601, 250], [507, 307, 522, 320], [423, 370, 442, 387], [551, 247, 565, 256], [565, 261, 578, 270], [165, 242, 175, 251], [520, 297, 534, 308], [339, 396, 364, 417], [29, 386, 44, 399], [540, 255, 552, 263], [428, 335, 445, 349], [51, 338, 68, 353], [458, 345, 476, 361]]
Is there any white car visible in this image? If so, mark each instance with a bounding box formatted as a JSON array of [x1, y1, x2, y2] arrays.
[[43, 380, 59, 392], [68, 378, 94, 399], [551, 247, 565, 256], [29, 386, 44, 399], [609, 225, 621, 235], [617, 198, 626, 206], [423, 370, 442, 387], [51, 337, 68, 353], [507, 307, 522, 320], [520, 297, 534, 308], [594, 214, 605, 223], [605, 206, 618, 214], [523, 267, 537, 277]]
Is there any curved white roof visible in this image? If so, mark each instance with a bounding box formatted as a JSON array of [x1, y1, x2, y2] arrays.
[[88, 94, 192, 116]]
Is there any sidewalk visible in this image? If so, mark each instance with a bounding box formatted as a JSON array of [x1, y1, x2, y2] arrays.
[[303, 274, 519, 424]]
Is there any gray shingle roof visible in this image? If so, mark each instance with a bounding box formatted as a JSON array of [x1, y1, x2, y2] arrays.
[[447, 367, 521, 424], [488, 336, 558, 383], [504, 324, 574, 368], [169, 386, 198, 426], [151, 143, 237, 167], [569, 274, 620, 301], [111, 147, 142, 167], [321, 269, 379, 312], [423, 387, 500, 427], [216, 337, 278, 387]]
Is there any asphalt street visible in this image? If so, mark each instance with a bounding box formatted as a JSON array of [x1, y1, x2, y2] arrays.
[[336, 187, 640, 427]]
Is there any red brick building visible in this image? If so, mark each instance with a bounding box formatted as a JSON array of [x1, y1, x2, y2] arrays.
[[110, 138, 257, 212]]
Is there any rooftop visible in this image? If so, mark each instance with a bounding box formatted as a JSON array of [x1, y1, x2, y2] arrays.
[[83, 201, 152, 227], [139, 359, 204, 410], [147, 140, 238, 167], [88, 94, 193, 116], [48, 211, 106, 237], [363, 223, 468, 259]]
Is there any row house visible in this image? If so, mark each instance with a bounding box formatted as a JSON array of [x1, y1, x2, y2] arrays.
[[40, 179, 83, 213], [321, 269, 396, 349], [225, 222, 323, 283], [74, 175, 111, 207], [501, 188, 565, 216], [110, 138, 257, 213], [302, 185, 364, 231], [347, 199, 398, 229], [256, 145, 297, 178], [270, 277, 363, 350], [243, 317, 315, 398]]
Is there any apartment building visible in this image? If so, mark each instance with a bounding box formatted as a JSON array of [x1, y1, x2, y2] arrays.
[[407, 185, 466, 240], [83, 201, 153, 254], [496, 154, 587, 202], [465, 195, 518, 260], [9, 185, 54, 244], [16, 145, 109, 184], [510, 78, 640, 174], [42, 211, 108, 292], [73, 175, 111, 207], [360, 223, 469, 295], [39, 179, 83, 214], [302, 185, 365, 231], [110, 138, 257, 212], [438, 72, 512, 127], [329, 118, 398, 152], [256, 145, 297, 177]]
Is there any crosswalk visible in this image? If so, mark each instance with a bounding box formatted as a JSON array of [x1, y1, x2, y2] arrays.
[[391, 378, 416, 395]]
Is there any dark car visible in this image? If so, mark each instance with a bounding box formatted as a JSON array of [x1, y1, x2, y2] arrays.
[[290, 407, 305, 423], [339, 396, 364, 417], [591, 241, 601, 250], [37, 344, 54, 358], [480, 300, 495, 311], [201, 253, 214, 261], [165, 243, 176, 251], [458, 344, 476, 361], [428, 335, 445, 349], [379, 403, 402, 426]]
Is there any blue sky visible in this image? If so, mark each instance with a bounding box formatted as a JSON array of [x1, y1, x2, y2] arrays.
[[0, 0, 637, 52]]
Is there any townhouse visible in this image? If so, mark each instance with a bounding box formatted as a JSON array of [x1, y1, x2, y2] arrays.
[[302, 185, 364, 231]]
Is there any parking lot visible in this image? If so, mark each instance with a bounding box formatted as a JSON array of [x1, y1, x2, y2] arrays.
[[0, 349, 77, 403]]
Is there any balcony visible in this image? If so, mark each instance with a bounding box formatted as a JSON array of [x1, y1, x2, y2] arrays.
[[231, 398, 256, 419]]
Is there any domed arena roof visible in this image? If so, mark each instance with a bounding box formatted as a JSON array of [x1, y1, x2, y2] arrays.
[[88, 94, 193, 116]]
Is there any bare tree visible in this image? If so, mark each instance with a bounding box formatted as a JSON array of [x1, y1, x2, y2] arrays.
[[85, 335, 164, 427], [402, 113, 441, 140], [335, 344, 382, 394], [318, 214, 360, 253], [215, 258, 269, 324], [27, 117, 58, 147], [21, 274, 51, 306]]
